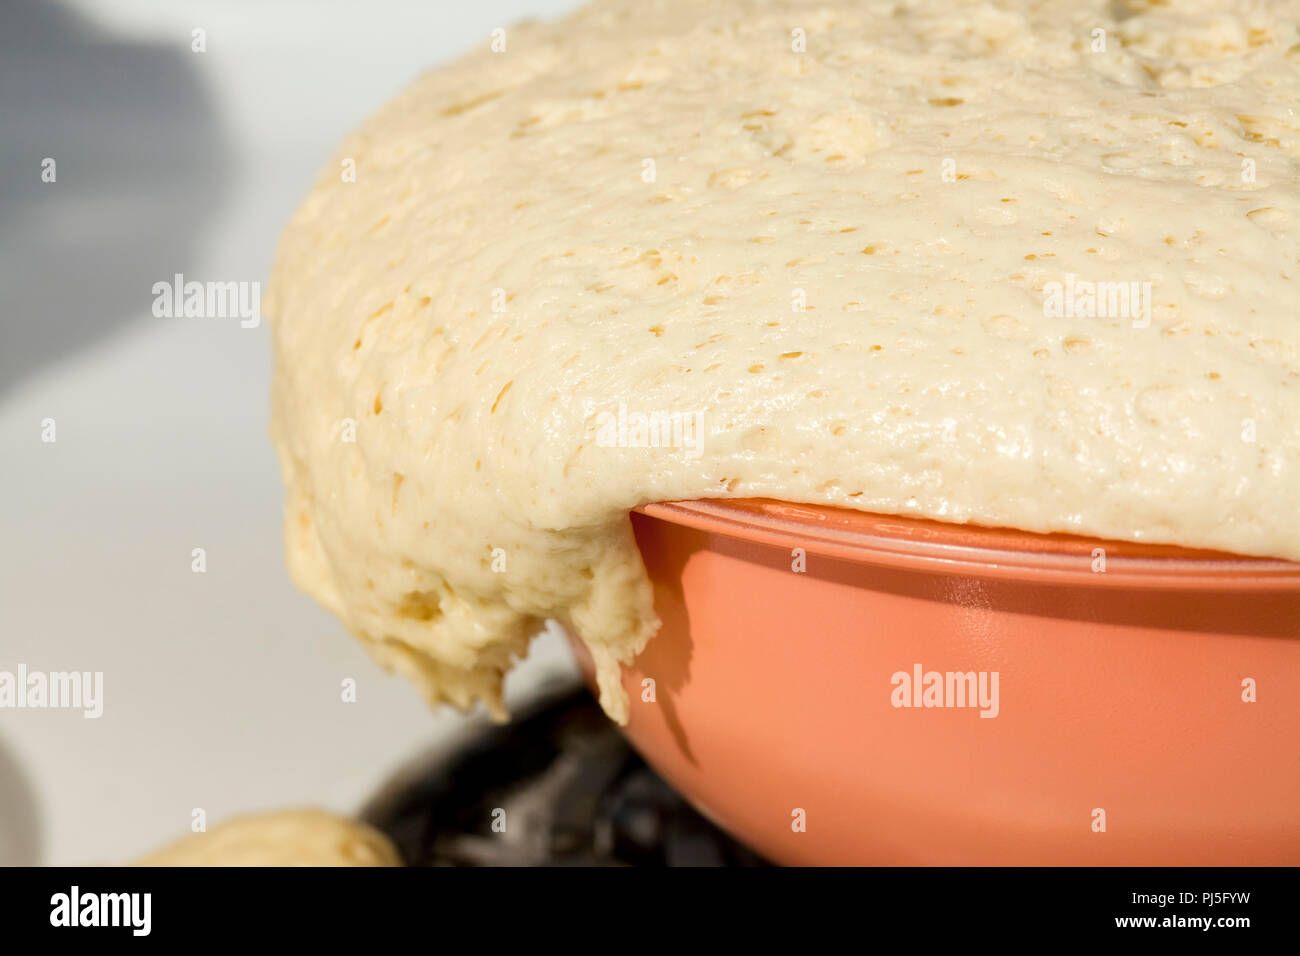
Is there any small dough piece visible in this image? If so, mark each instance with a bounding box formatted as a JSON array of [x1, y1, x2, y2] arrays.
[[135, 809, 401, 867]]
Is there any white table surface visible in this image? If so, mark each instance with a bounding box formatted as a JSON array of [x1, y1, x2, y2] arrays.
[[0, 0, 584, 866]]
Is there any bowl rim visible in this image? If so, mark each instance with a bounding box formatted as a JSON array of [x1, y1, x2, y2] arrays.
[[637, 498, 1300, 591]]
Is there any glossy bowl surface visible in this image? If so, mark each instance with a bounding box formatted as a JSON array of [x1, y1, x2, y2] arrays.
[[569, 499, 1300, 865]]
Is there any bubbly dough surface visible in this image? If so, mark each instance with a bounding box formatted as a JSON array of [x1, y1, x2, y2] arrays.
[[267, 0, 1300, 722], [134, 809, 401, 867]]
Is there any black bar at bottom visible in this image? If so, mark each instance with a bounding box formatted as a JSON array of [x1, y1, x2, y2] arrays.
[[0, 866, 1289, 942]]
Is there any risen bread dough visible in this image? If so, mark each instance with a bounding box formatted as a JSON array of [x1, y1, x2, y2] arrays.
[[267, 0, 1300, 723], [135, 809, 400, 867]]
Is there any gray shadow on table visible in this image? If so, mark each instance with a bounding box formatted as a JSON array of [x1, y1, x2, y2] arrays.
[[0, 0, 231, 395]]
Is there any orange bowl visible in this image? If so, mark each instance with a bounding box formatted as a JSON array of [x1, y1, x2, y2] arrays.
[[568, 499, 1300, 865]]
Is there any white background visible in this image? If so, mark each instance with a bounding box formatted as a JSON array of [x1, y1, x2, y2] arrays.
[[0, 0, 583, 865]]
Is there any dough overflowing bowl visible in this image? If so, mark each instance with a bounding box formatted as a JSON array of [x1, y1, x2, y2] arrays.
[[568, 499, 1300, 865]]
